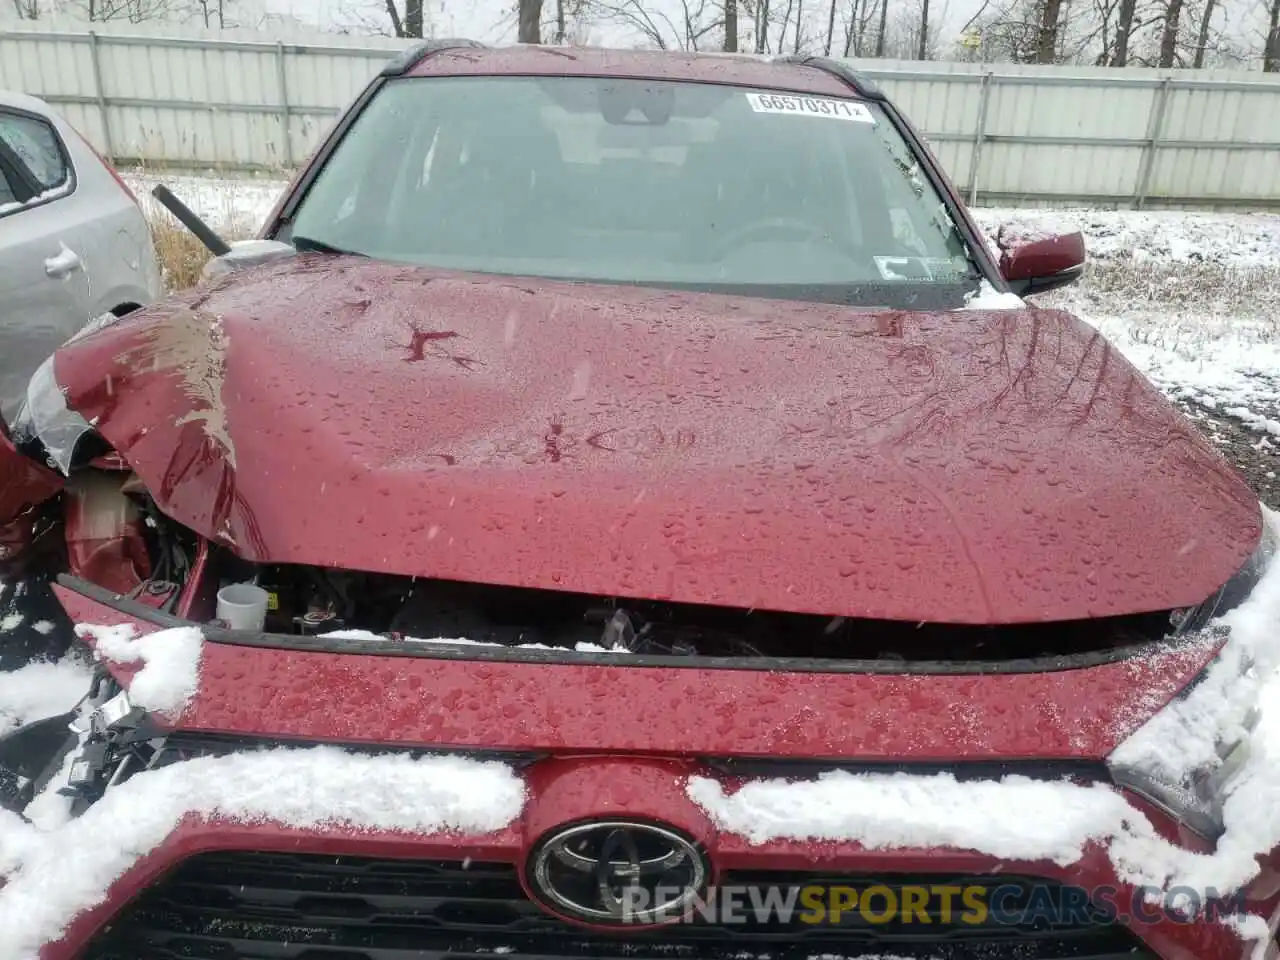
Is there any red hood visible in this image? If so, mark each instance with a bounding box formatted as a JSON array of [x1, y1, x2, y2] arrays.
[[53, 256, 1260, 624]]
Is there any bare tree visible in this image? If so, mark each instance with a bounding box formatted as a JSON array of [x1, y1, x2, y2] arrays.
[[725, 0, 739, 48], [971, 0, 1037, 60], [1266, 0, 1280, 70], [586, 0, 686, 46], [1110, 0, 1139, 61], [405, 0, 423, 36], [1090, 0, 1120, 62], [519, 0, 543, 41], [1034, 0, 1065, 59], [78, 0, 175, 23], [189, 0, 227, 26], [755, 0, 771, 51], [372, 0, 427, 37], [879, 0, 944, 57], [1157, 0, 1184, 64], [10, 0, 40, 17], [838, 0, 883, 55], [970, 0, 1079, 62], [380, 0, 404, 34], [681, 0, 723, 48], [776, 0, 795, 47], [862, 0, 884, 53], [1190, 0, 1216, 65]]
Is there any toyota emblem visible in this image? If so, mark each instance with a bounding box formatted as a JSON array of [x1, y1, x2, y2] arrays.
[[528, 820, 709, 925]]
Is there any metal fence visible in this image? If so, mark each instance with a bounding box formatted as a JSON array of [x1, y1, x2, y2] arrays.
[[2, 21, 1280, 208]]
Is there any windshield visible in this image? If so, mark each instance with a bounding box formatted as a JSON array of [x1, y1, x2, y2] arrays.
[[284, 76, 982, 309]]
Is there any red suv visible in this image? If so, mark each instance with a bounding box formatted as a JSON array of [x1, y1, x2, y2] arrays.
[[0, 42, 1276, 960]]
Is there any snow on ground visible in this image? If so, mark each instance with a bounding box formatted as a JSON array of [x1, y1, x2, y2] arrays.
[[0, 656, 94, 731], [0, 749, 525, 960], [1056, 295, 1280, 500], [971, 205, 1280, 501], [123, 171, 287, 237], [971, 208, 1280, 268]]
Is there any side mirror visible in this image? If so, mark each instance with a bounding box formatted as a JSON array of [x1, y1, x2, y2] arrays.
[[200, 239, 297, 284], [996, 223, 1086, 296]]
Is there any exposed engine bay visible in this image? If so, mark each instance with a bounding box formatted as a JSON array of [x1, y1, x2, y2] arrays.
[[3, 440, 1182, 662]]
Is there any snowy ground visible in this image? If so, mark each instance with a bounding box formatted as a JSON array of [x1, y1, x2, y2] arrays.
[[970, 207, 1280, 504], [125, 171, 287, 235]]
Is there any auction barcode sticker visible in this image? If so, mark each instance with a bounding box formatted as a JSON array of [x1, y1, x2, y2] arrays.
[[745, 92, 876, 123]]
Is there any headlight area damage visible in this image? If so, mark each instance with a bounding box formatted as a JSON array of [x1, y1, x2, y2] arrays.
[[4, 541, 1280, 959], [691, 512, 1280, 956]]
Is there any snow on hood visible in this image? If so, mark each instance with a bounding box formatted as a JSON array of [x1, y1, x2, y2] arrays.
[[48, 258, 1260, 625], [689, 505, 1280, 937], [75, 623, 203, 717], [0, 748, 525, 959]]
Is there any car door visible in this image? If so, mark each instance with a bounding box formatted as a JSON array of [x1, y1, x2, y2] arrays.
[[0, 106, 92, 426]]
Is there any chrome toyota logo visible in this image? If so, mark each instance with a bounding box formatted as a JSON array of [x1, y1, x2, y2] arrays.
[[528, 820, 708, 925]]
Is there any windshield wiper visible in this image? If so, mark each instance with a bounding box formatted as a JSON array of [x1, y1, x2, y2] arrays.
[[291, 235, 367, 257]]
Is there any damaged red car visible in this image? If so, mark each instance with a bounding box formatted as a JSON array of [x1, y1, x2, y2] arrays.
[[1, 41, 1278, 960]]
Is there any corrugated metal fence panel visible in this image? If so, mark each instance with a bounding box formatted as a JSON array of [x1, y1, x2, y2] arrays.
[[862, 71, 980, 188], [3, 23, 1279, 206], [104, 38, 284, 166], [852, 59, 1280, 206], [1149, 84, 1280, 203], [279, 45, 403, 164], [979, 78, 1155, 200], [0, 22, 411, 169], [2, 33, 111, 148]]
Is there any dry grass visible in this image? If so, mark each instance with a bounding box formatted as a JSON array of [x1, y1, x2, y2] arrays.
[[1030, 257, 1280, 363], [1083, 259, 1280, 316], [149, 214, 220, 292], [1033, 258, 1280, 336], [147, 211, 256, 293], [125, 166, 283, 293]]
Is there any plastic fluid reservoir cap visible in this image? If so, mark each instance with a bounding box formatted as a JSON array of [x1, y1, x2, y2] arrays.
[[216, 582, 270, 631]]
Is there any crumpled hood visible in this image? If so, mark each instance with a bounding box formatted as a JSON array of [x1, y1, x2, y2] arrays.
[[52, 256, 1260, 624]]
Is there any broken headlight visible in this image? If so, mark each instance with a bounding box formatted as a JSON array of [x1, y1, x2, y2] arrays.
[[1107, 510, 1278, 838], [10, 354, 97, 477]]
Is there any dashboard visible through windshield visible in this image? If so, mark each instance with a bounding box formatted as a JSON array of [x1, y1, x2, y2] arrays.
[[281, 75, 982, 309]]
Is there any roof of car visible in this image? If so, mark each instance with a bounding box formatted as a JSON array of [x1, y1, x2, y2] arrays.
[[402, 44, 871, 99], [0, 89, 55, 117]]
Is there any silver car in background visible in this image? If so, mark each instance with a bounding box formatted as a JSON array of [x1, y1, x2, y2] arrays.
[[0, 90, 162, 423]]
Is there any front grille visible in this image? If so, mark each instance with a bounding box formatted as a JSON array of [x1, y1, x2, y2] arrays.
[[83, 853, 1157, 960]]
